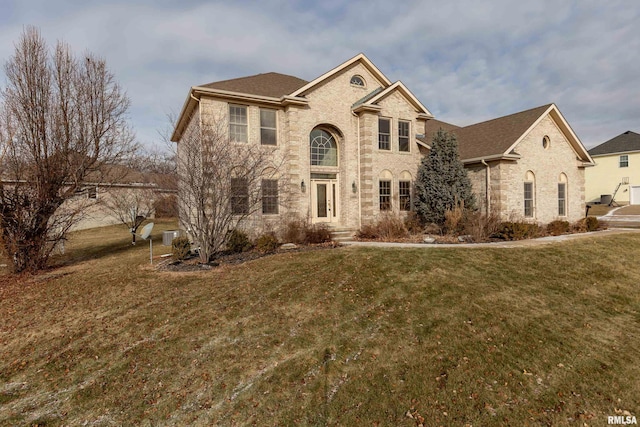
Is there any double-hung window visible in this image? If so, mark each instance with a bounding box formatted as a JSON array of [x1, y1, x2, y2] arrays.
[[231, 178, 249, 214], [260, 109, 277, 145], [378, 118, 391, 150], [558, 182, 566, 216], [399, 181, 411, 211], [262, 179, 278, 214], [620, 155, 629, 168], [524, 182, 534, 217], [229, 104, 248, 143], [398, 120, 410, 152], [379, 180, 391, 210]]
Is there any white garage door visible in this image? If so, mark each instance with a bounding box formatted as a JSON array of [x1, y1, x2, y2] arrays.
[[631, 186, 640, 205]]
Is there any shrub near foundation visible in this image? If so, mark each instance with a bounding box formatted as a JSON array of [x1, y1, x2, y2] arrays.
[[255, 232, 280, 253], [356, 214, 409, 241], [304, 224, 332, 244], [547, 220, 570, 236], [226, 229, 253, 253], [492, 221, 542, 240], [171, 236, 191, 261]]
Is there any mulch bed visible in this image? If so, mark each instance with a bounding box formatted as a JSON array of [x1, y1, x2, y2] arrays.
[[157, 241, 340, 272]]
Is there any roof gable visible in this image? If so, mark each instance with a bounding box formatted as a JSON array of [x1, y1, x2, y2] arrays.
[[364, 81, 433, 118], [589, 131, 640, 156], [290, 53, 392, 97]]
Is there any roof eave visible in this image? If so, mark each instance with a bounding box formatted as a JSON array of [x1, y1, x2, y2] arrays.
[[171, 88, 198, 142], [352, 104, 382, 114], [589, 149, 640, 157], [462, 153, 521, 164], [416, 139, 431, 150]]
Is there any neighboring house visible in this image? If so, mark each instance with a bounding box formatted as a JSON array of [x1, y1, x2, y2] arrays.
[[171, 54, 593, 234], [585, 131, 640, 205], [59, 167, 177, 231], [424, 104, 594, 223]]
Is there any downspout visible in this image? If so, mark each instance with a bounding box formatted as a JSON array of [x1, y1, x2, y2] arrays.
[[481, 159, 490, 215], [352, 110, 362, 230]]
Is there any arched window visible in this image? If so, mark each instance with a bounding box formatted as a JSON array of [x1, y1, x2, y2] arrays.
[[524, 171, 535, 218], [310, 129, 337, 166], [350, 75, 365, 87], [558, 173, 567, 217]]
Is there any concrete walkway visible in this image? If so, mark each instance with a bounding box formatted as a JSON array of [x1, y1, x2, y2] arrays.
[[597, 205, 640, 227], [341, 228, 640, 249]]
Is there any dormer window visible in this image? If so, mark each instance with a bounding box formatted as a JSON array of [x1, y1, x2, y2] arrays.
[[350, 75, 365, 87]]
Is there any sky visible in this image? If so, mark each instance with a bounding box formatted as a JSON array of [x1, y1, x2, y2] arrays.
[[1, 0, 639, 151]]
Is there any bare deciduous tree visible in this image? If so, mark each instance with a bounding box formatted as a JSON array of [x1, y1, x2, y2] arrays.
[[0, 27, 136, 273], [101, 188, 156, 245], [173, 108, 286, 263]]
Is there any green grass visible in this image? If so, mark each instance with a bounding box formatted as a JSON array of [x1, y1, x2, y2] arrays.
[[1, 223, 640, 426]]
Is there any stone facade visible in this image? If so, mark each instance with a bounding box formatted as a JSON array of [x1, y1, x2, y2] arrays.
[[172, 54, 593, 234], [465, 116, 587, 223]]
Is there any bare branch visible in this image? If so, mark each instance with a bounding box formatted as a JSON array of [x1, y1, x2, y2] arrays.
[[0, 26, 136, 273]]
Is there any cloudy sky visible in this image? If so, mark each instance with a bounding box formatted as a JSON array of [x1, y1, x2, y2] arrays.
[[1, 0, 639, 150]]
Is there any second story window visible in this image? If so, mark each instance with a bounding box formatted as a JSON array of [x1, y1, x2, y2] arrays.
[[229, 104, 247, 143], [260, 109, 277, 145], [620, 154, 629, 168], [378, 118, 390, 150], [398, 120, 410, 152]]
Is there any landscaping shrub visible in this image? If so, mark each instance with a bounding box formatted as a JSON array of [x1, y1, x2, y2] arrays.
[[492, 221, 541, 240], [462, 210, 502, 242], [226, 229, 253, 253], [281, 219, 332, 244], [304, 224, 332, 244], [356, 213, 409, 241], [171, 236, 191, 261], [443, 202, 465, 235], [282, 218, 306, 244], [586, 216, 600, 231], [547, 220, 570, 236], [572, 218, 588, 233], [255, 232, 279, 253], [403, 211, 423, 234]]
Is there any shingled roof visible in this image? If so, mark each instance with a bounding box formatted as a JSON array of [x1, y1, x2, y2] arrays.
[[422, 104, 553, 160], [588, 131, 640, 156], [455, 104, 553, 160], [199, 72, 308, 98]]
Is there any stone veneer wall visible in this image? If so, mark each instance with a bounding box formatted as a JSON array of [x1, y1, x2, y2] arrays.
[[465, 115, 586, 224]]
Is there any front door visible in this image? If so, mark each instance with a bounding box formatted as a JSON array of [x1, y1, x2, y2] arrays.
[[311, 179, 339, 224]]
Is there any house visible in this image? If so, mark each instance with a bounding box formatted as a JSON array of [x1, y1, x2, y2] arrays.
[[58, 166, 177, 231], [585, 131, 640, 205], [424, 104, 594, 223], [171, 53, 593, 235]]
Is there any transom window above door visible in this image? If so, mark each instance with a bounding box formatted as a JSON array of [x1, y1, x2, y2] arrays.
[[310, 129, 337, 166]]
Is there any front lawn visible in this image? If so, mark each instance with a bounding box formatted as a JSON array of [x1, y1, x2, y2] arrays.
[[1, 224, 639, 425]]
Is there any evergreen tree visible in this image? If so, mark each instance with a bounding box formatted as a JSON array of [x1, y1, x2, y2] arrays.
[[413, 129, 475, 224]]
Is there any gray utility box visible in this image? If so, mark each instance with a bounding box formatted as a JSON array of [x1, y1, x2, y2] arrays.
[[162, 230, 181, 246]]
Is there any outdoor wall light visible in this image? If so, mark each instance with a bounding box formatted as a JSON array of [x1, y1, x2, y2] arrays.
[[301, 180, 306, 192], [352, 181, 357, 193]]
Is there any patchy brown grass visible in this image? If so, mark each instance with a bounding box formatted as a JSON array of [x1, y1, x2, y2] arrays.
[[1, 223, 640, 425]]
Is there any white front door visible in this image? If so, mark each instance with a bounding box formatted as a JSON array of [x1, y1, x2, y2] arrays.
[[311, 179, 339, 224]]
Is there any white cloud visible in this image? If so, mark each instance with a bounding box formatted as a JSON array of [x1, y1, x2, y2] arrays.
[[1, 0, 639, 148]]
